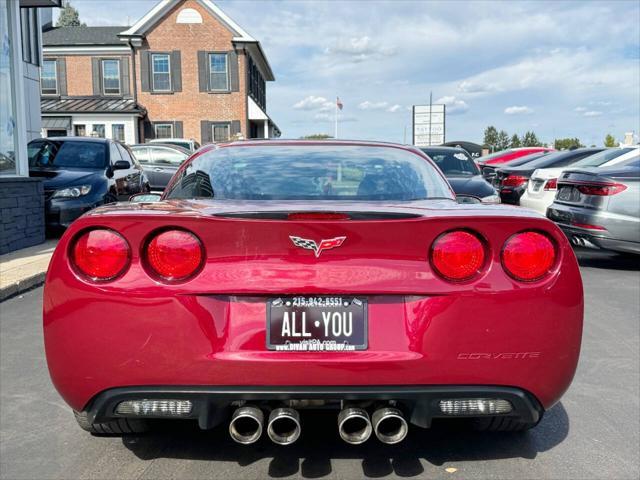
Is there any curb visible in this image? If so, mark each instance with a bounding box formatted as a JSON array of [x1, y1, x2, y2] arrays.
[[0, 273, 46, 302]]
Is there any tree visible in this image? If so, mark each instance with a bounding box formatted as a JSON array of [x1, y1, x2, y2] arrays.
[[521, 131, 542, 147], [554, 137, 584, 150], [300, 134, 332, 140], [510, 134, 521, 148], [483, 126, 498, 152], [496, 130, 510, 151], [604, 134, 618, 147], [56, 1, 85, 27]]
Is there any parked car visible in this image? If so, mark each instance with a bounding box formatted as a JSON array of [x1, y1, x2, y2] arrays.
[[547, 159, 640, 254], [28, 137, 149, 229], [130, 143, 191, 191], [476, 147, 554, 167], [481, 150, 553, 182], [521, 146, 639, 215], [149, 138, 200, 152], [44, 140, 582, 444], [494, 148, 604, 205], [420, 146, 499, 203]]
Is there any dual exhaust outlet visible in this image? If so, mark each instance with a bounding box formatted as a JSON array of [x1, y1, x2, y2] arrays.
[[229, 405, 408, 445]]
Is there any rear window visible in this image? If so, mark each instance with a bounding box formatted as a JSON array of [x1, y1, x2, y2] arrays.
[[28, 140, 107, 169], [421, 149, 479, 175], [165, 145, 453, 201], [571, 148, 636, 168]]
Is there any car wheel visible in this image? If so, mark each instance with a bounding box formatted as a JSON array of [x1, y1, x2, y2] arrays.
[[73, 411, 149, 435], [473, 416, 539, 432]]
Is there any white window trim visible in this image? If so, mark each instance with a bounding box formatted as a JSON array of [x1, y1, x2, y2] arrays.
[[154, 123, 174, 139], [41, 59, 58, 95], [151, 53, 171, 92], [211, 123, 230, 143], [208, 53, 229, 92], [102, 59, 121, 96]]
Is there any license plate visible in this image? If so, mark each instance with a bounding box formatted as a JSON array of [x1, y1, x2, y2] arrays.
[[267, 297, 367, 351], [557, 186, 578, 201]]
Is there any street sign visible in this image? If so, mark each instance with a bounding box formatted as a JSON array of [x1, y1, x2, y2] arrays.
[[413, 104, 446, 146]]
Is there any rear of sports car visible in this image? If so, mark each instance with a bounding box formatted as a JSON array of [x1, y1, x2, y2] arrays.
[[43, 141, 583, 445]]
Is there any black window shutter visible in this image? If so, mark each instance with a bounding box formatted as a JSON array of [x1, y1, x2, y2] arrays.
[[231, 120, 241, 136], [140, 51, 150, 92], [174, 121, 183, 138], [91, 57, 102, 95], [197, 51, 208, 92], [143, 121, 155, 141], [56, 57, 67, 96], [171, 51, 181, 92], [121, 57, 130, 97], [200, 120, 212, 144], [229, 50, 239, 92]]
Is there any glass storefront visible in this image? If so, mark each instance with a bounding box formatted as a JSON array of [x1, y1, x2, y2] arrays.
[[0, 0, 17, 175]]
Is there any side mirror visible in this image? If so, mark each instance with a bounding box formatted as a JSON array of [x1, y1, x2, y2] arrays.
[[129, 193, 162, 203], [113, 160, 131, 170]]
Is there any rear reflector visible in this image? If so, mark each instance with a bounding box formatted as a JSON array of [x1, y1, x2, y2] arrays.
[[502, 175, 528, 187], [576, 183, 627, 196], [115, 400, 192, 416], [287, 212, 350, 221], [146, 230, 204, 281], [439, 399, 513, 416], [544, 178, 558, 190], [431, 230, 485, 281], [571, 221, 607, 231], [502, 231, 556, 282], [71, 229, 130, 281]]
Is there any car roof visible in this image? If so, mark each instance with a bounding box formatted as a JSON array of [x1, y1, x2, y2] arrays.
[[35, 136, 112, 143], [132, 143, 191, 153], [148, 138, 195, 143], [209, 139, 424, 150]]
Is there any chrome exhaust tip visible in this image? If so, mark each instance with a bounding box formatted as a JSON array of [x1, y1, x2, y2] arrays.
[[267, 408, 301, 445], [338, 407, 372, 444], [372, 407, 408, 444], [229, 405, 264, 444]]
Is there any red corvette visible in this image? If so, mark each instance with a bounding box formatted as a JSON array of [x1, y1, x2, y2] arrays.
[[44, 140, 583, 445]]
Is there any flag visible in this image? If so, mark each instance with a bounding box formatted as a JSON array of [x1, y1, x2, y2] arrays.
[[336, 97, 343, 110]]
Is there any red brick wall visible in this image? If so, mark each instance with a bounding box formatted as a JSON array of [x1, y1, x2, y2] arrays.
[[136, 0, 247, 143]]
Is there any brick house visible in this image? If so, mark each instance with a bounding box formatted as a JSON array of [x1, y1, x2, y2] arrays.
[[40, 0, 279, 145]]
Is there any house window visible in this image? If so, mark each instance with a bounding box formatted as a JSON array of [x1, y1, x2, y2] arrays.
[[74, 125, 86, 136], [152, 54, 171, 92], [154, 123, 173, 139], [209, 53, 228, 91], [41, 60, 57, 95], [112, 124, 125, 142], [102, 59, 121, 95], [92, 124, 105, 138], [20, 8, 39, 66], [212, 123, 230, 143]]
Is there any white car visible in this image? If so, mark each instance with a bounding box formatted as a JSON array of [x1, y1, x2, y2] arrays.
[[521, 146, 640, 215]]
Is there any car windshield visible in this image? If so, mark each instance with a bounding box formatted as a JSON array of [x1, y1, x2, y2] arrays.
[[421, 149, 479, 176], [162, 140, 192, 150], [165, 145, 453, 201], [28, 141, 107, 169], [570, 148, 636, 168]]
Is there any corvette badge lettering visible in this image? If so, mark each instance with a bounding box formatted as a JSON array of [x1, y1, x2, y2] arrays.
[[290, 236, 346, 257]]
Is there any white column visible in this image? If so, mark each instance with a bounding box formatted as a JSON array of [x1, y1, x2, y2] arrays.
[[263, 120, 269, 139]]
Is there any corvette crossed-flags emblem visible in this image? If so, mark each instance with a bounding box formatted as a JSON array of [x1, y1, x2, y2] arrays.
[[289, 236, 347, 257]]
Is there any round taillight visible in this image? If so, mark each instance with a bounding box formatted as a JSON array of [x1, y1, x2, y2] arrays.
[[502, 231, 556, 281], [146, 230, 204, 281], [431, 230, 485, 281], [72, 229, 130, 281]]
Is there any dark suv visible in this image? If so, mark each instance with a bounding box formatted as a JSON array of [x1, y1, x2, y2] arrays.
[[28, 137, 150, 229]]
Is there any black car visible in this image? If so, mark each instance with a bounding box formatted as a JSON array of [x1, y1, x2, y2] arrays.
[[420, 146, 500, 204], [28, 137, 150, 229], [480, 151, 552, 182], [130, 143, 191, 191], [495, 148, 605, 205]]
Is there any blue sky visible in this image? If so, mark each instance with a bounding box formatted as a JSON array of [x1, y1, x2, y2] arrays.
[[57, 0, 640, 145]]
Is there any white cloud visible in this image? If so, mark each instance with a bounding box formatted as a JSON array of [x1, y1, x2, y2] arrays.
[[358, 101, 389, 110], [314, 112, 357, 123], [457, 80, 498, 94], [504, 105, 533, 115], [386, 104, 403, 113], [574, 106, 587, 112], [583, 110, 603, 117], [293, 96, 334, 112], [325, 36, 395, 62], [435, 96, 469, 114]]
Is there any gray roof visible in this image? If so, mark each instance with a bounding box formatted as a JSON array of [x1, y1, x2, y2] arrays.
[[41, 97, 146, 114], [42, 27, 126, 46]]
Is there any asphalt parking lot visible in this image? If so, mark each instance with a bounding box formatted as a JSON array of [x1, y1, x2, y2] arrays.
[[1, 249, 638, 480]]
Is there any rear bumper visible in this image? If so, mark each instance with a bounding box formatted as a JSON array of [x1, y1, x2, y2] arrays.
[[45, 196, 102, 229], [87, 385, 544, 429], [520, 191, 555, 215]]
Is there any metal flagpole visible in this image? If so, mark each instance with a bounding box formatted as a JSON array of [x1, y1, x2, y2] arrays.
[[334, 98, 338, 139], [428, 91, 433, 146]]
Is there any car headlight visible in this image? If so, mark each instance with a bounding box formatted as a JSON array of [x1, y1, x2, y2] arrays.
[[51, 185, 92, 199], [480, 194, 501, 204]]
